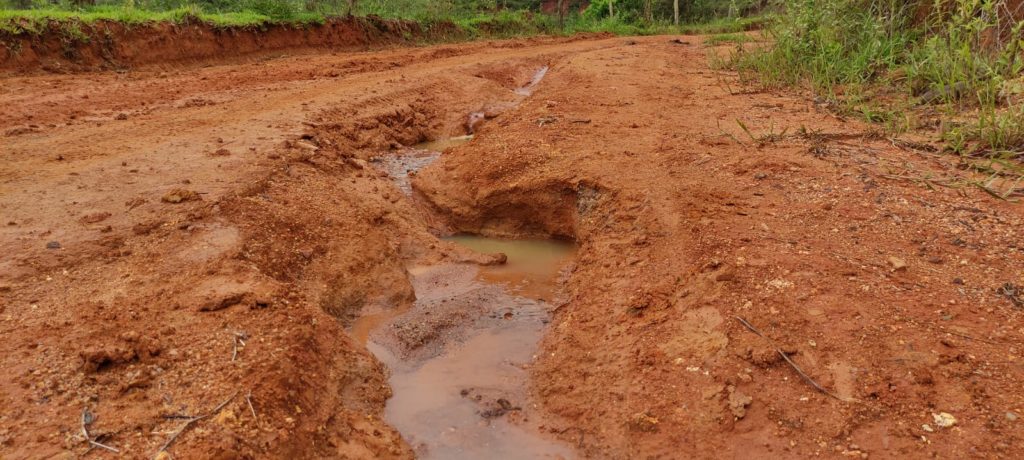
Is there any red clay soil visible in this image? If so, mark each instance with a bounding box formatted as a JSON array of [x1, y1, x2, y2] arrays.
[[0, 15, 461, 74], [1, 32, 1023, 459]]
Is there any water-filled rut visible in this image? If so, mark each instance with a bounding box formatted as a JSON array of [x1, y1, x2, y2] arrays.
[[361, 237, 575, 458]]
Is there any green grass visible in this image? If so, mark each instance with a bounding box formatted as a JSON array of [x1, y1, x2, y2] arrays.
[[679, 15, 766, 34], [0, 6, 330, 34], [703, 32, 754, 46], [722, 0, 1024, 156]]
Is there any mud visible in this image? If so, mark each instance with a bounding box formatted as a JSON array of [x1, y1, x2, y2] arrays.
[[364, 237, 575, 459], [3, 32, 1024, 460]]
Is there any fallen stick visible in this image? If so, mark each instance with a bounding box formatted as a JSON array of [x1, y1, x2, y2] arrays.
[[81, 409, 120, 453], [245, 391, 258, 426], [155, 391, 238, 458], [734, 316, 849, 402], [231, 331, 247, 362]]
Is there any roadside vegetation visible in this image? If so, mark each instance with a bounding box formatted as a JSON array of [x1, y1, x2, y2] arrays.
[[0, 0, 766, 36], [715, 0, 1024, 185]]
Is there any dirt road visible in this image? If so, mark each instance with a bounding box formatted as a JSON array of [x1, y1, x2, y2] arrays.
[[2, 33, 1023, 459]]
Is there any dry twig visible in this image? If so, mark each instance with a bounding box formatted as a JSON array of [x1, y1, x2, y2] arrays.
[[154, 391, 238, 458], [81, 409, 120, 453], [734, 316, 850, 402], [231, 331, 247, 362], [245, 391, 258, 426]]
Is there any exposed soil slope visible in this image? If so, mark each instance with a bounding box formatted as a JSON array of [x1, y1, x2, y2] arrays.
[[0, 16, 460, 74], [2, 33, 1023, 460]]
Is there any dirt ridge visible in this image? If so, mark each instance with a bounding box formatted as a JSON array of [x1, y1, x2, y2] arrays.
[[0, 15, 461, 74]]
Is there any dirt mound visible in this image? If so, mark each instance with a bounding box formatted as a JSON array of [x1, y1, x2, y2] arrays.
[[0, 15, 463, 74]]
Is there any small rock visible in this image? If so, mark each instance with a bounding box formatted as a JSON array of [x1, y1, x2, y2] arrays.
[[1007, 412, 1018, 421], [45, 241, 61, 250], [211, 148, 231, 156], [114, 113, 128, 121], [932, 412, 957, 428], [887, 257, 907, 271], [922, 424, 934, 432]]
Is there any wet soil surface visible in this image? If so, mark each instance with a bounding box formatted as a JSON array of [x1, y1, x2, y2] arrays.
[[364, 237, 575, 459], [2, 33, 1024, 459]]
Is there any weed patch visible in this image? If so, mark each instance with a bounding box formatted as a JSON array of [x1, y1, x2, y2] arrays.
[[723, 0, 1024, 159]]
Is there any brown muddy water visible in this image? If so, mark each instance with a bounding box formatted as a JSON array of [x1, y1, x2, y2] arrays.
[[355, 236, 576, 459]]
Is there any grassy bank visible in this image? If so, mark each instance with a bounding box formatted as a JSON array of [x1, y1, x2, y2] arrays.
[[718, 0, 1024, 166], [1, 0, 766, 37]]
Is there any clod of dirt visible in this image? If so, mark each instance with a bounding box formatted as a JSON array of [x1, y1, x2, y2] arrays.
[[191, 276, 280, 312], [79, 211, 112, 224], [132, 220, 164, 235], [727, 386, 753, 419], [481, 252, 508, 265], [210, 148, 232, 157], [161, 189, 201, 204], [628, 412, 660, 432], [80, 346, 138, 373], [199, 292, 246, 312], [115, 113, 128, 121]]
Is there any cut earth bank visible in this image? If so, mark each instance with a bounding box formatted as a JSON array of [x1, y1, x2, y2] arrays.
[[1, 33, 1023, 459]]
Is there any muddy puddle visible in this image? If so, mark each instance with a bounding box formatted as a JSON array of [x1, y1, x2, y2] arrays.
[[372, 136, 473, 195], [355, 236, 576, 459]]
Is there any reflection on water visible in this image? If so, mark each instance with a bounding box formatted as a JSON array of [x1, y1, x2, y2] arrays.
[[415, 135, 473, 152], [446, 235, 575, 300]]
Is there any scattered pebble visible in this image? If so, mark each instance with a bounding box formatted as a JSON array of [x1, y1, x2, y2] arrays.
[[45, 241, 60, 249], [932, 412, 957, 428]]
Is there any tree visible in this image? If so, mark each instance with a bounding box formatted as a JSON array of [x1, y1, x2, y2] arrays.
[[557, 0, 564, 29], [673, 0, 679, 25], [608, 0, 613, 18]]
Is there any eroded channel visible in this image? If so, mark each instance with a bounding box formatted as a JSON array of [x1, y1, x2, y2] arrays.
[[351, 64, 573, 458]]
